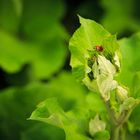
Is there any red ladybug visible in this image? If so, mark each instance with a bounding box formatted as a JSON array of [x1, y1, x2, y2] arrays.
[[95, 45, 104, 52]]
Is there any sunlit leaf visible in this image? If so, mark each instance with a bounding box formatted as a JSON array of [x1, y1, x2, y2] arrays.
[[69, 16, 119, 85]]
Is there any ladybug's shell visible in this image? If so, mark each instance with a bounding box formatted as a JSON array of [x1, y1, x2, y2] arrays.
[[96, 45, 104, 52]]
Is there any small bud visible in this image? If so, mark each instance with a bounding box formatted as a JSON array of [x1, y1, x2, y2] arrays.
[[89, 115, 106, 137], [116, 86, 128, 102]]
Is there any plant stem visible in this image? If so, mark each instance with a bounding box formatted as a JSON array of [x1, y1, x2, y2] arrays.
[[120, 126, 126, 140], [103, 100, 126, 140], [103, 100, 116, 125], [111, 125, 126, 140], [102, 99, 121, 140], [101, 97, 130, 140], [112, 125, 120, 140]]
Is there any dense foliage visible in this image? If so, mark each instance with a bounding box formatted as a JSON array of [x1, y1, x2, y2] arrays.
[[30, 16, 140, 140]]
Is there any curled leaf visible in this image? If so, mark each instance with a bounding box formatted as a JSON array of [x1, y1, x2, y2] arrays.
[[97, 55, 118, 101], [120, 97, 140, 113]]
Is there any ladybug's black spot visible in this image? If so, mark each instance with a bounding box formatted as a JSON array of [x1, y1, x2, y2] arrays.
[[88, 71, 94, 81]]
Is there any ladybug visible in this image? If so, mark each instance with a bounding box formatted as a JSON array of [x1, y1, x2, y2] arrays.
[[95, 45, 104, 52]]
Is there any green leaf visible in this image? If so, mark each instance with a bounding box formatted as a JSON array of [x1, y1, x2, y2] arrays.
[[118, 32, 140, 87], [121, 33, 140, 72], [0, 30, 28, 72], [0, 72, 88, 140], [119, 97, 140, 113], [0, 0, 20, 33], [86, 92, 106, 113], [116, 34, 140, 135], [0, 30, 67, 78], [132, 71, 140, 98], [69, 16, 110, 66], [11, 0, 22, 17], [128, 104, 140, 133], [29, 98, 66, 128], [69, 16, 119, 93], [126, 132, 140, 140], [127, 70, 140, 133], [29, 39, 67, 79], [22, 0, 68, 42], [29, 85, 108, 140], [0, 84, 50, 140], [69, 16, 110, 81], [101, 0, 140, 35], [102, 35, 120, 58], [21, 123, 65, 140], [44, 72, 87, 111], [0, 0, 68, 79], [28, 72, 108, 140], [94, 130, 110, 140], [29, 98, 90, 140]]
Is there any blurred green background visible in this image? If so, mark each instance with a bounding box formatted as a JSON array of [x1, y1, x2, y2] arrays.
[[0, 0, 140, 140]]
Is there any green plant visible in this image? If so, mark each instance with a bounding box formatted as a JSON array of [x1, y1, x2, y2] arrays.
[[0, 0, 68, 139], [30, 16, 140, 140]]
